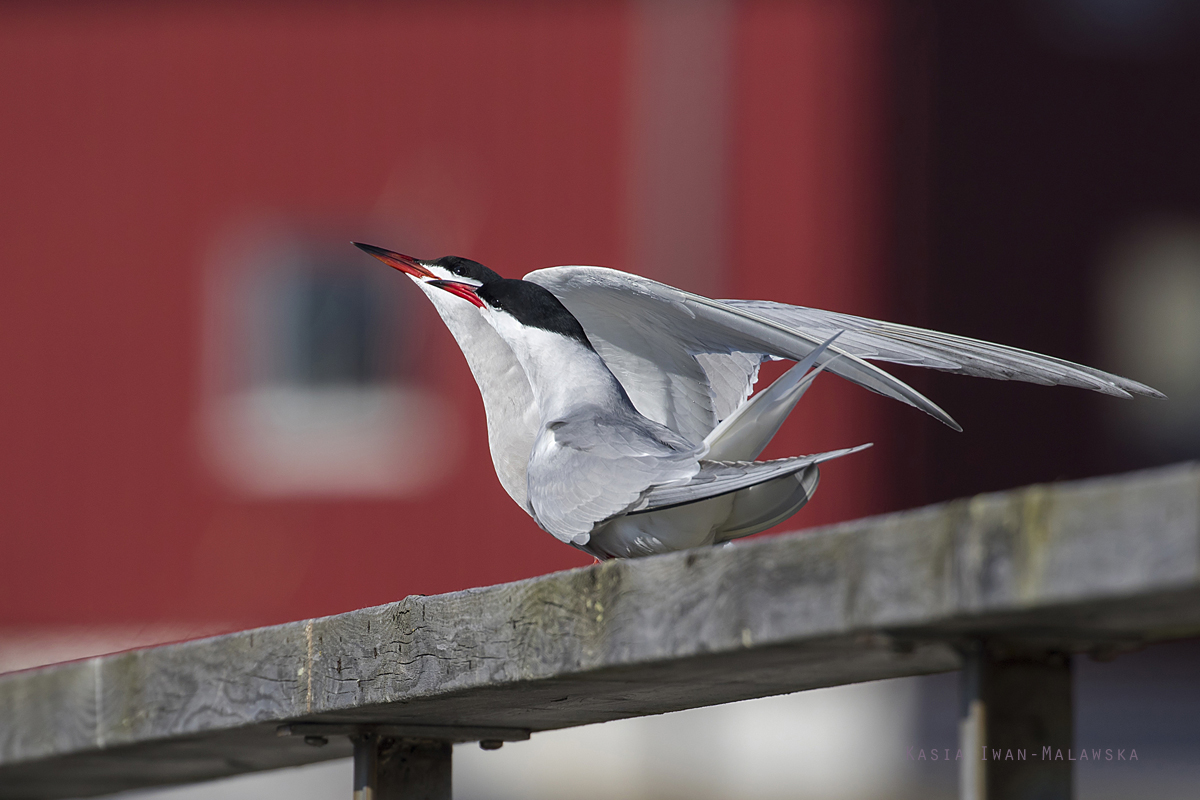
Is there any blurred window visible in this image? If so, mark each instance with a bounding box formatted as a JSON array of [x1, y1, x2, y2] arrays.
[[200, 223, 457, 497], [1099, 221, 1200, 459]]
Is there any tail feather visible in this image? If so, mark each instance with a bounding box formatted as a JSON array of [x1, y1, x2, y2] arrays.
[[623, 444, 872, 516], [704, 332, 841, 460], [714, 465, 822, 542]]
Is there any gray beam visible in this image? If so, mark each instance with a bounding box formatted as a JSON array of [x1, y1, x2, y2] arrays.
[[2, 463, 1200, 799]]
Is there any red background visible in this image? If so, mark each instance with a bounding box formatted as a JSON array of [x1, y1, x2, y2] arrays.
[[0, 0, 909, 633]]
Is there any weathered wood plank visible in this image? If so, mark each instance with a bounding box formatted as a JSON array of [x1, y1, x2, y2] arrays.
[[2, 463, 1199, 799]]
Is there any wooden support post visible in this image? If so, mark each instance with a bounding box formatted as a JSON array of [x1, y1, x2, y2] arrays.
[[351, 732, 379, 800], [379, 740, 453, 800], [959, 645, 1073, 800], [351, 733, 451, 800]]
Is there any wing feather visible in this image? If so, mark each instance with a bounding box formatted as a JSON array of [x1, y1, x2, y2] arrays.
[[526, 409, 700, 544], [526, 266, 961, 435], [723, 300, 1164, 399], [623, 444, 871, 516], [695, 351, 763, 422]]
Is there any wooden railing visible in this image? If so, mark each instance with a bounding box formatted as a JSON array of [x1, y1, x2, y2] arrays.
[[3, 463, 1199, 800]]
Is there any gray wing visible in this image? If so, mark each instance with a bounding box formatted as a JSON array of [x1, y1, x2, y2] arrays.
[[527, 409, 701, 545], [723, 300, 1164, 399], [525, 267, 960, 442], [526, 266, 746, 444], [623, 444, 872, 516], [695, 351, 764, 422]]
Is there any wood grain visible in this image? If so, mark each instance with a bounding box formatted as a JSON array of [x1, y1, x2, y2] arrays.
[[2, 463, 1199, 799]]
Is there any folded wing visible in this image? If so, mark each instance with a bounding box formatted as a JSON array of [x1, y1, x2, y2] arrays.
[[526, 408, 702, 545]]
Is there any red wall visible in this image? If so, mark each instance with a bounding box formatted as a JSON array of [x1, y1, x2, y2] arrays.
[[730, 0, 895, 508], [0, 1, 894, 635]]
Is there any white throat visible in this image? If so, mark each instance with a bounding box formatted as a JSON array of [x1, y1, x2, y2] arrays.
[[414, 279, 538, 510]]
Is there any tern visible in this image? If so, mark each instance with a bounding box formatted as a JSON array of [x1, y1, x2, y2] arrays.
[[353, 244, 851, 551], [352, 243, 1162, 556], [427, 277, 871, 557]]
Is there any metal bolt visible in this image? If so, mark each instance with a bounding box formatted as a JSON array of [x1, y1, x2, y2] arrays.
[[304, 735, 329, 747], [479, 739, 504, 751]]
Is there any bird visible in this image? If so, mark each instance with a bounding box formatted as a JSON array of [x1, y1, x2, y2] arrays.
[[352, 244, 851, 550], [352, 243, 1162, 556], [424, 276, 871, 557]]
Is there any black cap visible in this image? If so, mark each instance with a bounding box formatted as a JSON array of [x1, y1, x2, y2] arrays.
[[475, 279, 594, 349]]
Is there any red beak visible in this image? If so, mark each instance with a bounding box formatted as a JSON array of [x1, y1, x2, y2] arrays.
[[428, 280, 485, 308], [353, 242, 435, 279]]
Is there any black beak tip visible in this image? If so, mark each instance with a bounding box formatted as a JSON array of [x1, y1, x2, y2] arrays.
[[352, 241, 388, 257]]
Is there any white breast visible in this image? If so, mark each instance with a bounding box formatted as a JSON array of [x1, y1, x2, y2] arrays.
[[419, 283, 538, 511]]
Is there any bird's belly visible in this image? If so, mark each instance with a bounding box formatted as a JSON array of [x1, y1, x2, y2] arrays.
[[588, 495, 734, 558], [485, 393, 540, 513]]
